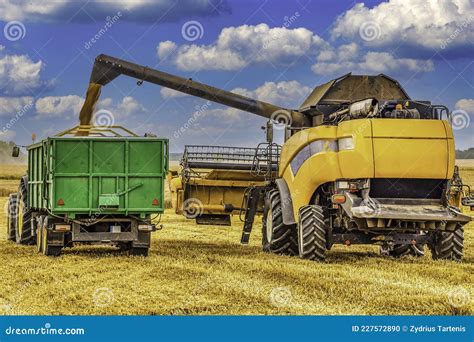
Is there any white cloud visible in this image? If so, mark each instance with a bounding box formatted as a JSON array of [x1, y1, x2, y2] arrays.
[[160, 87, 188, 99], [0, 0, 229, 22], [35, 95, 146, 119], [455, 99, 474, 113], [35, 95, 84, 118], [312, 50, 434, 76], [114, 96, 146, 116], [159, 23, 328, 71], [0, 96, 34, 116], [331, 0, 474, 52], [202, 80, 311, 122], [157, 41, 177, 60], [0, 129, 16, 141], [0, 54, 43, 95]]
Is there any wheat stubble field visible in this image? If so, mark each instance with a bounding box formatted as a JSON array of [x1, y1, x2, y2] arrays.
[[0, 164, 473, 315]]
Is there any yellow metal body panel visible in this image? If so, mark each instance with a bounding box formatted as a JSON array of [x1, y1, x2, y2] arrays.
[[281, 119, 454, 220]]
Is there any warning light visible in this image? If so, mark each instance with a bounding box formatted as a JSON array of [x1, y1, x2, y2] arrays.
[[152, 198, 159, 206], [57, 198, 65, 206]]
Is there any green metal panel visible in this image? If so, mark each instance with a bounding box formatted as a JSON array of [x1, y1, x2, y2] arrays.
[[27, 136, 168, 217]]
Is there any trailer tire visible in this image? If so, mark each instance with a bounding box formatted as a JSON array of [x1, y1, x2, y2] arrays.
[[297, 205, 327, 261], [42, 224, 61, 257], [6, 194, 17, 241], [15, 176, 34, 245], [262, 189, 297, 256], [387, 244, 425, 258], [430, 225, 464, 261], [130, 247, 148, 257]]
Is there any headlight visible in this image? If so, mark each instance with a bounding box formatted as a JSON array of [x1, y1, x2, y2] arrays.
[[338, 137, 354, 151]]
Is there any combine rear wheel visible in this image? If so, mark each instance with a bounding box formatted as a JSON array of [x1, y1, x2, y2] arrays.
[[262, 189, 297, 255], [297, 205, 328, 261], [15, 176, 34, 245], [430, 225, 464, 261], [6, 194, 17, 241]]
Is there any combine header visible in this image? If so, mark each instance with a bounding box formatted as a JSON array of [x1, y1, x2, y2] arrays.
[[75, 54, 472, 261], [170, 145, 268, 225]]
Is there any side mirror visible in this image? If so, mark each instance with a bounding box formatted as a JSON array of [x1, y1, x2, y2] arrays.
[[266, 121, 273, 143], [12, 146, 20, 158]]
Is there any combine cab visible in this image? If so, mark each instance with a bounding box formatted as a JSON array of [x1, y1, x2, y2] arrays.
[[170, 145, 267, 225]]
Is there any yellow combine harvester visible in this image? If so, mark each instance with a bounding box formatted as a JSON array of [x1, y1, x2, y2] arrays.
[[81, 55, 473, 261]]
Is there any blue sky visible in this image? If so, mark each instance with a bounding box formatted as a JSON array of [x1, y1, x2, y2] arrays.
[[0, 0, 472, 152]]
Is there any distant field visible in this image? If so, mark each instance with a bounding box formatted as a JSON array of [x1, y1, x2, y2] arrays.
[[0, 164, 472, 315]]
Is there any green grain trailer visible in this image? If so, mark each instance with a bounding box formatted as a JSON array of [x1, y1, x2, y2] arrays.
[[8, 126, 168, 256]]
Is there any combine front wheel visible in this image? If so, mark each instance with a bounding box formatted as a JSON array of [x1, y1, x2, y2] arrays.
[[297, 205, 328, 261], [429, 225, 464, 261], [262, 189, 297, 256]]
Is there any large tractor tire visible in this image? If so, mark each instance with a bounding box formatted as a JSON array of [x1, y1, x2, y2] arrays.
[[386, 244, 425, 258], [430, 225, 464, 261], [15, 176, 34, 245], [262, 189, 297, 255], [297, 205, 328, 261], [6, 194, 17, 241]]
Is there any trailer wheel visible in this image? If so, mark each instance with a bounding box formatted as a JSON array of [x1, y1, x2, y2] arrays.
[[6, 194, 17, 241], [262, 189, 297, 255], [385, 244, 425, 258], [42, 224, 61, 257], [429, 225, 464, 261], [15, 176, 34, 245], [297, 205, 328, 261], [130, 247, 148, 257]]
